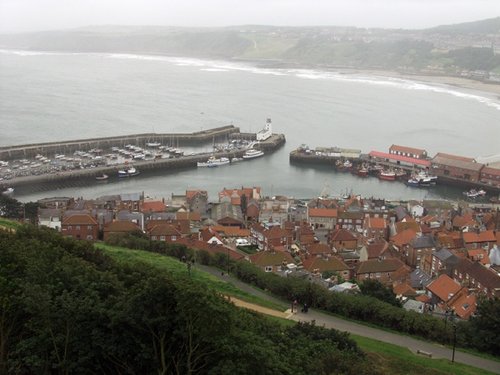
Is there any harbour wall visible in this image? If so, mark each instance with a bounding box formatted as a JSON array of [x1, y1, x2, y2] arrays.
[[4, 133, 286, 189], [0, 125, 240, 161], [289, 150, 500, 194]]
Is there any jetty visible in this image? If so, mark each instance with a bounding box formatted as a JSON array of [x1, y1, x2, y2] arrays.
[[0, 125, 240, 161], [0, 126, 285, 189]]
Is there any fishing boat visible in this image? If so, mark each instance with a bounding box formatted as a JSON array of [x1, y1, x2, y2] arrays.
[[356, 165, 368, 177], [95, 174, 109, 181], [378, 170, 396, 181], [463, 189, 486, 199], [243, 149, 264, 159], [118, 167, 140, 178], [197, 156, 230, 168], [405, 178, 421, 187]]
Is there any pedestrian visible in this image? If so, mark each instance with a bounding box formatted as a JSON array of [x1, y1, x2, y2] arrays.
[[293, 299, 298, 314], [302, 303, 308, 313]]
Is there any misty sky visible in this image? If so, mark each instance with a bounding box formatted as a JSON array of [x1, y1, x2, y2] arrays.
[[1, 0, 499, 33]]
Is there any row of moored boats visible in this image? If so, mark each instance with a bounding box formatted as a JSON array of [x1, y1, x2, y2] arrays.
[[197, 149, 264, 168]]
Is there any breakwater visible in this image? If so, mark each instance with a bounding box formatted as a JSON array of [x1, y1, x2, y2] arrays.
[[2, 131, 286, 189], [0, 125, 240, 161]]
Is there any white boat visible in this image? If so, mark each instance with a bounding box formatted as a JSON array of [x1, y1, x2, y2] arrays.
[[146, 142, 161, 148], [118, 167, 140, 178], [463, 189, 486, 198], [197, 156, 230, 168], [242, 149, 264, 159], [95, 174, 109, 181], [231, 157, 243, 163], [1, 187, 14, 195]]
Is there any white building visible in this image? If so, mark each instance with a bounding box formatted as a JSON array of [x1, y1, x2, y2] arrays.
[[256, 118, 272, 141]]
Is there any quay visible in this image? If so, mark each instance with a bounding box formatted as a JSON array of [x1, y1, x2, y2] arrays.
[[1, 127, 285, 188], [0, 125, 240, 161], [290, 145, 500, 195]]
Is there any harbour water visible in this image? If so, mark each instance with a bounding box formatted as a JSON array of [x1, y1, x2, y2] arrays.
[[1, 50, 499, 202]]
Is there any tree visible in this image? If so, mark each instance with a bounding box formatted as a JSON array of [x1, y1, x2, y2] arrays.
[[355, 279, 401, 307]]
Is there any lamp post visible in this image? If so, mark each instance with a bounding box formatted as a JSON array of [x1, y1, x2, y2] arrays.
[[227, 247, 230, 275], [452, 322, 457, 363]]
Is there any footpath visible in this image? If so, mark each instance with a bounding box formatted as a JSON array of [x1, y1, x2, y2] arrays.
[[197, 265, 500, 374]]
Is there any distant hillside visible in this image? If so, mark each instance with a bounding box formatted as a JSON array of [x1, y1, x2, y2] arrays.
[[1, 17, 500, 74], [428, 16, 500, 34]]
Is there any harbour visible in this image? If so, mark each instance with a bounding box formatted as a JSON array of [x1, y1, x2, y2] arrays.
[[0, 124, 286, 190]]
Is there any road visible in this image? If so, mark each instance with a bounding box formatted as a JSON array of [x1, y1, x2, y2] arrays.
[[197, 264, 500, 374]]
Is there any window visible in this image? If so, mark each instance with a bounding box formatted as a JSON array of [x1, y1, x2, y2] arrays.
[[265, 266, 273, 272], [160, 235, 166, 241], [76, 225, 80, 230], [87, 225, 93, 230], [86, 235, 93, 240]]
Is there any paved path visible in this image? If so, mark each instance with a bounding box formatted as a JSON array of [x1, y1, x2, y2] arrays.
[[197, 264, 500, 374]]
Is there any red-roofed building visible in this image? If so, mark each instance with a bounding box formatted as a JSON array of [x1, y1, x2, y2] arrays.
[[140, 200, 167, 213], [355, 258, 410, 286], [389, 145, 427, 159], [103, 220, 141, 241], [185, 190, 208, 215], [302, 255, 351, 279], [369, 150, 431, 168], [463, 230, 496, 250], [304, 243, 334, 256], [467, 248, 490, 265], [448, 289, 477, 320], [148, 223, 183, 242], [431, 153, 483, 183], [61, 214, 99, 241], [218, 186, 261, 204], [328, 228, 358, 250], [480, 166, 500, 188], [393, 282, 417, 298], [308, 208, 338, 229], [364, 216, 388, 240], [249, 251, 295, 273], [426, 274, 462, 303]]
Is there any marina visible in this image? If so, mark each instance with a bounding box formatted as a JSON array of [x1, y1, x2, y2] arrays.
[[0, 124, 286, 190]]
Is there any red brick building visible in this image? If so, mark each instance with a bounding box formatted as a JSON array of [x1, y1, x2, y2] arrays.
[[61, 214, 98, 241], [479, 166, 500, 188], [431, 153, 483, 183]]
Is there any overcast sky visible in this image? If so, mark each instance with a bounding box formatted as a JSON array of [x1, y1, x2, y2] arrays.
[[1, 0, 499, 33]]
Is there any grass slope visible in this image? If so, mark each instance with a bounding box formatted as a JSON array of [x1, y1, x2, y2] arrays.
[[97, 243, 286, 311], [352, 335, 495, 375]]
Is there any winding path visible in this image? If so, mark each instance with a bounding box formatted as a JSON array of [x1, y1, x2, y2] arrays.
[[197, 264, 500, 374]]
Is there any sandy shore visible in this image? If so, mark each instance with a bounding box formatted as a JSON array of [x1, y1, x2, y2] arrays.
[[340, 69, 500, 98]]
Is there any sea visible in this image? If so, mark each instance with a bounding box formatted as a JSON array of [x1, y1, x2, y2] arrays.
[[1, 49, 500, 203]]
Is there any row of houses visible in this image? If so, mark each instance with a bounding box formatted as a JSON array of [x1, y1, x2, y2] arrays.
[[36, 186, 500, 320]]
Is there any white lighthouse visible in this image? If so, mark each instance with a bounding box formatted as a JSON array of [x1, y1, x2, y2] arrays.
[[256, 118, 272, 141]]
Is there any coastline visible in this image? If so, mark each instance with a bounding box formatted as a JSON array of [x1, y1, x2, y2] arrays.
[[345, 69, 500, 98]]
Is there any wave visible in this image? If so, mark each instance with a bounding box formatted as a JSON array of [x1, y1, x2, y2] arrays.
[[292, 70, 500, 111], [2, 49, 499, 110]]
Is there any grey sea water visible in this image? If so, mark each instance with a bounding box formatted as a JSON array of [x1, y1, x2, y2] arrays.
[[1, 50, 499, 202]]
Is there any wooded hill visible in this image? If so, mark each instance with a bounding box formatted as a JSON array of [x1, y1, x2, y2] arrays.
[[0, 225, 375, 374]]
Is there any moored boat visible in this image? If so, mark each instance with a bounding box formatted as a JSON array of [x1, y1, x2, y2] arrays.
[[197, 156, 230, 168], [378, 170, 396, 181], [463, 189, 486, 199], [95, 174, 109, 181], [356, 165, 368, 177], [243, 149, 264, 159], [118, 167, 140, 178], [231, 157, 243, 163]]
